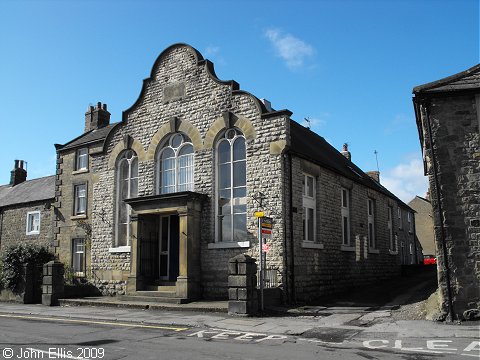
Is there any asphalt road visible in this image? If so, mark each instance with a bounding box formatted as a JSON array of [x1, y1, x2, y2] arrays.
[[0, 314, 477, 360]]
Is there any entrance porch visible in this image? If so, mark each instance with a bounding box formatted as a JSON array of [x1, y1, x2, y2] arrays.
[[124, 192, 206, 302]]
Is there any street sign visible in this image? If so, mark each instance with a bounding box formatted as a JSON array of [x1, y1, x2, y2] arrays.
[[261, 217, 273, 240], [262, 242, 271, 253], [254, 211, 265, 218]]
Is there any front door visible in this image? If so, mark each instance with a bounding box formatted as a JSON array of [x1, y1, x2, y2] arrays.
[[159, 215, 179, 281]]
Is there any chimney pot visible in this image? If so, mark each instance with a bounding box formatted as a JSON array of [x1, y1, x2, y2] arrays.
[[10, 159, 27, 186], [341, 143, 351, 161], [85, 101, 111, 132]]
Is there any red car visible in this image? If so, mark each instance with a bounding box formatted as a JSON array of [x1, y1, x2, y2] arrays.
[[424, 255, 436, 265]]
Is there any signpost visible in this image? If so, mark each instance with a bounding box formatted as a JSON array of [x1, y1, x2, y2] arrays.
[[255, 212, 272, 312]]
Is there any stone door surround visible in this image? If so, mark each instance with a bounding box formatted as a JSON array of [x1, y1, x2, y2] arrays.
[[125, 191, 206, 300]]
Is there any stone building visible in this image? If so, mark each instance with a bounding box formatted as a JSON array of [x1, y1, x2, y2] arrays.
[[0, 160, 55, 252], [408, 195, 435, 257], [413, 64, 480, 320], [52, 43, 415, 302]]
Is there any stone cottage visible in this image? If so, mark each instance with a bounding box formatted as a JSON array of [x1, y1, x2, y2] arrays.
[[413, 64, 480, 320], [0, 161, 55, 252], [52, 43, 415, 303]]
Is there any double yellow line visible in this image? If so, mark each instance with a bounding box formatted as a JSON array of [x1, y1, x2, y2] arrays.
[[0, 313, 188, 332]]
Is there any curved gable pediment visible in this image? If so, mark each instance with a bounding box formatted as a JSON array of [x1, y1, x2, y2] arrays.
[[121, 43, 242, 123]]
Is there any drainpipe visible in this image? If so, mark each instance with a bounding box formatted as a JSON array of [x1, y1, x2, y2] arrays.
[[281, 151, 290, 304], [422, 102, 455, 322], [287, 151, 296, 304]]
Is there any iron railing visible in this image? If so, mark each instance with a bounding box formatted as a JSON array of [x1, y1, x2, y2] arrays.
[[257, 267, 280, 289]]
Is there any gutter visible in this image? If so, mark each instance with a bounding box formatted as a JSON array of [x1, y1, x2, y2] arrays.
[[421, 101, 455, 322]]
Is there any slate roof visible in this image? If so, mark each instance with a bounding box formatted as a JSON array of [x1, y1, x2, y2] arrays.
[[289, 119, 412, 209], [0, 176, 55, 208], [413, 63, 480, 94], [57, 123, 118, 151]]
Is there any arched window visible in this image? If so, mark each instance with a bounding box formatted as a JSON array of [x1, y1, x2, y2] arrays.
[[115, 150, 138, 248], [216, 128, 247, 242], [157, 133, 194, 194]]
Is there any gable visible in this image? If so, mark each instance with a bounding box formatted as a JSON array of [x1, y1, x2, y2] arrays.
[[413, 63, 480, 94]]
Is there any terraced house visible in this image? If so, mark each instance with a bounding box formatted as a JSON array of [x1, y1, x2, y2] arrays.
[[0, 161, 55, 252], [15, 43, 417, 303]]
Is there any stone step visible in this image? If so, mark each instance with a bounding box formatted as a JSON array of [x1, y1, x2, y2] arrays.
[[145, 285, 176, 292], [120, 295, 189, 304], [133, 291, 177, 298]]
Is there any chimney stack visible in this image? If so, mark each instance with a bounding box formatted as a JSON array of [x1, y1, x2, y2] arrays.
[[260, 98, 272, 112], [10, 159, 27, 186], [341, 143, 351, 161], [366, 171, 380, 183], [84, 102, 110, 132]]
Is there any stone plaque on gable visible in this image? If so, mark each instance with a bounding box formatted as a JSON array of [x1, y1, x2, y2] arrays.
[[163, 82, 185, 103]]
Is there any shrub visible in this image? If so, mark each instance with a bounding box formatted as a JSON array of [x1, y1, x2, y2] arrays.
[[0, 243, 54, 292]]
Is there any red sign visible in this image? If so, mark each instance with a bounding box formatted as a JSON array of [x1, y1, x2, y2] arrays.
[[262, 243, 271, 253]]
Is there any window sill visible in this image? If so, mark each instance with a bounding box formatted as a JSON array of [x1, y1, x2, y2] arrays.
[[368, 248, 380, 254], [301, 241, 324, 249], [72, 169, 89, 175], [341, 245, 355, 252], [109, 246, 131, 253], [26, 231, 40, 236], [389, 250, 398, 255], [208, 241, 250, 249], [70, 214, 87, 220]]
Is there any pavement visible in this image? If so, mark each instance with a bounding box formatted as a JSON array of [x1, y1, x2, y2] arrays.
[[0, 299, 478, 341]]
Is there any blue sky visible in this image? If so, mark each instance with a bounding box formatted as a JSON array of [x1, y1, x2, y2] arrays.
[[0, 0, 478, 201]]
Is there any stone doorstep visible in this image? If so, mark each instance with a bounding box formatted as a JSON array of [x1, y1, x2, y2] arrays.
[[58, 297, 228, 313]]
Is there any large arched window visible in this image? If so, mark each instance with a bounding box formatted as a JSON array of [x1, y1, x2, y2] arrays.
[[157, 133, 194, 194], [115, 150, 138, 248], [216, 128, 247, 243]]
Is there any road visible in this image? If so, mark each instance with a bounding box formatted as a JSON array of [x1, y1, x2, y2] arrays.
[[0, 314, 478, 360]]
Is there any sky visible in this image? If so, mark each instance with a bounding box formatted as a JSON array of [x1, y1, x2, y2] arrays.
[[0, 0, 478, 202]]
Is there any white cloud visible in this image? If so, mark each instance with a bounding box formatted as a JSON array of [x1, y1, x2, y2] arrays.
[[265, 28, 314, 69], [381, 156, 429, 203], [204, 45, 225, 65], [204, 46, 220, 57], [301, 113, 329, 129]]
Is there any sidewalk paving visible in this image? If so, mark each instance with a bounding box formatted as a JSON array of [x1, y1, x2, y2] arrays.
[[0, 300, 478, 341]]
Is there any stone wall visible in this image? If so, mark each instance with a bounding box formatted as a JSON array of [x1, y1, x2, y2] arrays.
[[419, 94, 480, 318], [55, 147, 96, 276], [290, 156, 402, 302], [88, 45, 288, 298], [0, 202, 53, 253]]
